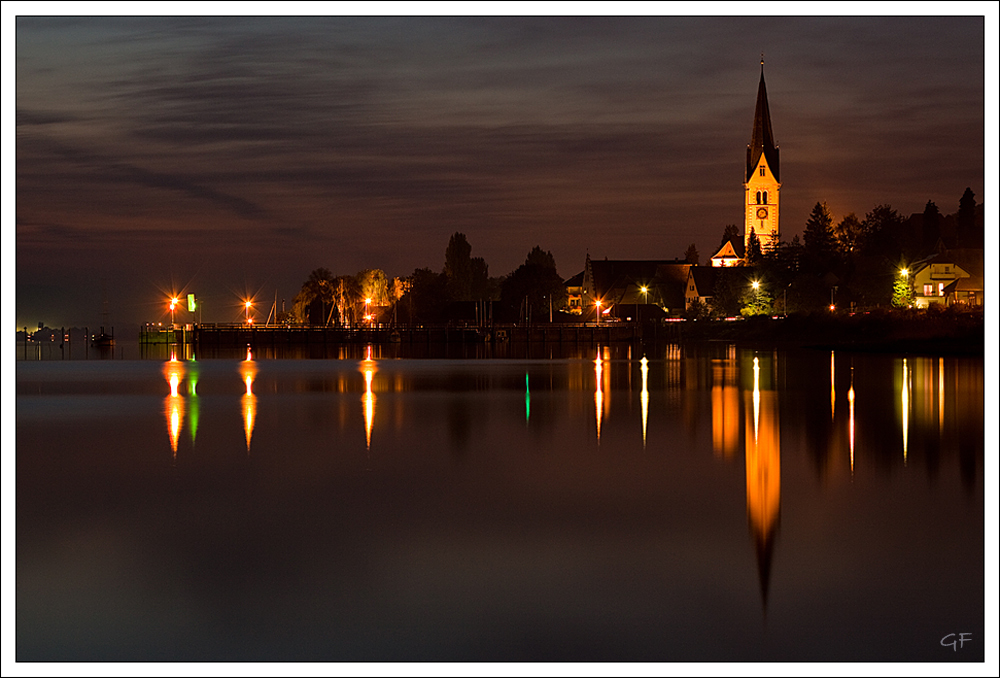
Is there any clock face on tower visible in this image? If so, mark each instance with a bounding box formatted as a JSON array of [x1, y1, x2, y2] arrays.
[[756, 207, 769, 220]]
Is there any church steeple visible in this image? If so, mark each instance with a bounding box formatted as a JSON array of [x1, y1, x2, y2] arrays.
[[747, 60, 779, 183], [744, 59, 781, 253]]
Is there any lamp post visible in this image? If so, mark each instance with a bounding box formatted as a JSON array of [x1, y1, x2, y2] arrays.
[[365, 297, 372, 325], [639, 285, 648, 323], [595, 299, 602, 325], [170, 297, 179, 326], [245, 300, 253, 325]]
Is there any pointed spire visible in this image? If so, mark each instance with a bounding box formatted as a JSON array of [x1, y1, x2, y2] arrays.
[[747, 61, 780, 183]]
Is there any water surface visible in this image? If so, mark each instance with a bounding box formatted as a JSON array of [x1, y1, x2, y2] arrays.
[[16, 344, 985, 661]]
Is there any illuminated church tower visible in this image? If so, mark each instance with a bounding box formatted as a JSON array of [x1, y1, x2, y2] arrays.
[[745, 59, 781, 253]]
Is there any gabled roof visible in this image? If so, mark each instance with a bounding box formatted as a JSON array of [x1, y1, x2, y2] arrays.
[[747, 64, 780, 183], [564, 271, 585, 288], [586, 259, 685, 296], [688, 267, 718, 295], [711, 240, 744, 262], [910, 248, 983, 279], [945, 248, 984, 278], [582, 258, 691, 310], [943, 277, 983, 293]]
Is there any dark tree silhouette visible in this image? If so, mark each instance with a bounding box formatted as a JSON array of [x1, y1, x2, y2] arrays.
[[684, 243, 700, 265], [444, 232, 473, 301], [500, 246, 565, 322], [718, 224, 741, 251], [803, 202, 835, 264], [746, 228, 763, 265], [957, 187, 980, 248], [921, 200, 942, 253], [834, 212, 864, 259]]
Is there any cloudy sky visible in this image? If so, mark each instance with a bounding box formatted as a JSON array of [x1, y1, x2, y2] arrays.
[[10, 8, 993, 328]]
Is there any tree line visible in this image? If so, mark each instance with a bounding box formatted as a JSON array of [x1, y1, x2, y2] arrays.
[[286, 233, 567, 326]]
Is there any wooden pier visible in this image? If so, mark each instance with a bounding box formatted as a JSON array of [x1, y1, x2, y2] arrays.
[[139, 322, 685, 348]]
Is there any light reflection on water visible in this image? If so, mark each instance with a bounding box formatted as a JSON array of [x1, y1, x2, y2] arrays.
[[16, 344, 985, 661]]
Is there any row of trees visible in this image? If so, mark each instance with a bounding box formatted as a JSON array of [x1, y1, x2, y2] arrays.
[[287, 233, 568, 326], [693, 187, 983, 318]]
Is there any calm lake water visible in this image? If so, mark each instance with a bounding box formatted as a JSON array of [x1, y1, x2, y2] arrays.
[[15, 343, 985, 661]]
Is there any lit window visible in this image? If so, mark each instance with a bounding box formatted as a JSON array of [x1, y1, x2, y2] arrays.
[[938, 283, 944, 297], [923, 284, 933, 296]]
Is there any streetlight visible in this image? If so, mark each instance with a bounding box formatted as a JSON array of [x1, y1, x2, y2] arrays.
[[595, 299, 602, 325], [638, 285, 648, 323], [169, 297, 179, 326], [365, 297, 372, 325], [245, 300, 253, 325]]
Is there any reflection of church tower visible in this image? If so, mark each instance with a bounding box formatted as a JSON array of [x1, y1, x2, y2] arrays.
[[745, 59, 781, 253], [745, 356, 780, 609]]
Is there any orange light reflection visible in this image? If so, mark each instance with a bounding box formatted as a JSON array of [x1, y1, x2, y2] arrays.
[[240, 351, 258, 451], [361, 346, 377, 449]]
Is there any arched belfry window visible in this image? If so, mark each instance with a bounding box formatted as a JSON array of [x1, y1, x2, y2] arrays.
[[763, 191, 768, 204], [756, 191, 761, 204]]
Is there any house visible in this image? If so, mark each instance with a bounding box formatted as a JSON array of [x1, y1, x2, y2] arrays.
[[685, 267, 718, 310], [567, 255, 692, 319], [564, 271, 586, 315], [910, 249, 984, 309], [710, 239, 745, 267]]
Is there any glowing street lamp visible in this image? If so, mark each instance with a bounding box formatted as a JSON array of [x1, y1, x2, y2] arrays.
[[595, 299, 603, 324], [365, 297, 372, 325], [245, 300, 253, 325], [169, 296, 179, 326]]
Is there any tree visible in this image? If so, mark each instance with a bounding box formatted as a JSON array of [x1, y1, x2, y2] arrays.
[[718, 224, 741, 251], [709, 269, 744, 318], [891, 275, 915, 308], [921, 200, 942, 252], [444, 232, 474, 301], [357, 269, 389, 307], [401, 268, 449, 324], [332, 275, 361, 325], [684, 298, 711, 321], [524, 245, 557, 270], [740, 282, 773, 317], [803, 201, 836, 268], [833, 212, 864, 258], [746, 228, 763, 266], [500, 246, 565, 323], [684, 243, 700, 265], [470, 256, 491, 300], [860, 204, 905, 260], [956, 187, 980, 248], [291, 267, 337, 325]]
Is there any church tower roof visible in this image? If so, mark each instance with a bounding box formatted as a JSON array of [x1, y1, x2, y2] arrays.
[[746, 60, 780, 183]]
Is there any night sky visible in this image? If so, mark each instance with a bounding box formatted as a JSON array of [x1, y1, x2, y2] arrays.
[[10, 11, 992, 328]]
